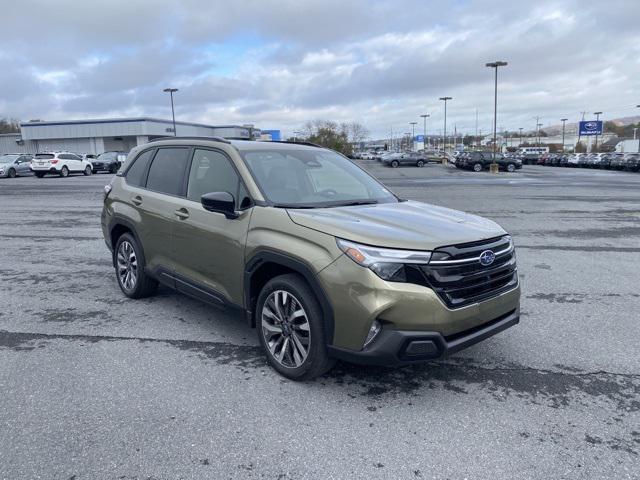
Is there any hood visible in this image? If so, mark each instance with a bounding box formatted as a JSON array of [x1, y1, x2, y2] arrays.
[[287, 200, 506, 250]]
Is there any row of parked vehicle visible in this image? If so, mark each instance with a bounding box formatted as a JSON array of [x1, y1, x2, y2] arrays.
[[0, 151, 127, 178], [452, 151, 523, 173], [535, 152, 640, 171]]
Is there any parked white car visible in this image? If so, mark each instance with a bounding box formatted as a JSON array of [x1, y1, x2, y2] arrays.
[[31, 152, 94, 178]]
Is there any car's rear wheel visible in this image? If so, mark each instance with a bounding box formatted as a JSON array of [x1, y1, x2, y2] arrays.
[[473, 162, 483, 172], [114, 233, 158, 299], [390, 160, 399, 168], [59, 166, 69, 177], [8, 168, 16, 178], [416, 160, 424, 167], [256, 274, 335, 380], [507, 163, 516, 172], [84, 166, 92, 176]]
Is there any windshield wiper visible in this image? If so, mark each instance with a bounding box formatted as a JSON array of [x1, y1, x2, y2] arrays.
[[272, 203, 318, 209], [335, 200, 379, 207]]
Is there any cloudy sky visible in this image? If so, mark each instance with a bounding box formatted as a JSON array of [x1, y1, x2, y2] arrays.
[[1, 0, 639, 138]]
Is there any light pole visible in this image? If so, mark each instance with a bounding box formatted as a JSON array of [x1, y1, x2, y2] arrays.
[[637, 105, 640, 152], [409, 122, 417, 151], [536, 122, 543, 146], [163, 88, 178, 136], [439, 96, 452, 155], [561, 118, 568, 153], [593, 111, 602, 152], [486, 61, 508, 165], [518, 127, 523, 146], [420, 114, 430, 150]]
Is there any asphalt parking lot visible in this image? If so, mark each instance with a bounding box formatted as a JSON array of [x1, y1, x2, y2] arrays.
[[1, 164, 639, 479]]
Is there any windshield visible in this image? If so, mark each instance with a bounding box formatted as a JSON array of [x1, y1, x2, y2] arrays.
[[98, 152, 118, 160], [241, 148, 398, 207], [0, 154, 19, 164], [35, 153, 55, 159]]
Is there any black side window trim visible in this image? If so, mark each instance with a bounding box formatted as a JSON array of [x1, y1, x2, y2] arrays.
[[184, 146, 254, 210]]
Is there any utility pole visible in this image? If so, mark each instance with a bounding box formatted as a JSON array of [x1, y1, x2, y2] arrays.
[[475, 108, 478, 148], [439, 97, 452, 155], [637, 105, 640, 153], [486, 61, 508, 167], [594, 111, 602, 152], [420, 114, 430, 150], [534, 116, 540, 146], [561, 118, 568, 153], [518, 127, 523, 147]]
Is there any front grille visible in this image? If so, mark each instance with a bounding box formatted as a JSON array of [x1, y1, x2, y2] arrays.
[[416, 235, 518, 309]]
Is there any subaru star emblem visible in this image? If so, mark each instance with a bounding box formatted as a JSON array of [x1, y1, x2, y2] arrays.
[[479, 250, 495, 266]]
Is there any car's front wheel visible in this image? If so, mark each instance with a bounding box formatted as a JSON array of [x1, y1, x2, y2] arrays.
[[8, 168, 16, 178], [114, 233, 158, 299], [390, 160, 399, 168], [416, 160, 424, 167], [256, 274, 335, 380], [84, 166, 92, 176], [473, 162, 483, 172], [507, 163, 516, 172]]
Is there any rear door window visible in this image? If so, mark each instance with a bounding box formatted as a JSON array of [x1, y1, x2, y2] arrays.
[[145, 147, 190, 196]]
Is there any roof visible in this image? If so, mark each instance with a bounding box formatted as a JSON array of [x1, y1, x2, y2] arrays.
[[20, 117, 249, 130], [144, 137, 322, 152]]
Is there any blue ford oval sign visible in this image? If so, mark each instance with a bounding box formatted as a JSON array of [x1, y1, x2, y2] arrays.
[[479, 250, 496, 266]]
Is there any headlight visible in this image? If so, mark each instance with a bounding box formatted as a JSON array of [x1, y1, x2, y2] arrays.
[[336, 238, 431, 282]]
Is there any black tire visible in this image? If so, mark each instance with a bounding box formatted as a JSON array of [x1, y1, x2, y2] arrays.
[[256, 273, 335, 380], [473, 162, 483, 172], [35, 172, 45, 178], [109, 164, 118, 174], [113, 232, 158, 299], [8, 168, 16, 178], [84, 165, 92, 176], [390, 160, 399, 168], [92, 169, 98, 174], [507, 163, 516, 173], [59, 166, 69, 178], [416, 160, 424, 167]]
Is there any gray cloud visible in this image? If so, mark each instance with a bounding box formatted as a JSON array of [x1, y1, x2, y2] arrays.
[[0, 0, 638, 137]]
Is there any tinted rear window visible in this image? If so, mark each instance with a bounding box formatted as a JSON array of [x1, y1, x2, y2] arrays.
[[125, 149, 155, 187], [35, 154, 54, 159], [145, 148, 190, 196]]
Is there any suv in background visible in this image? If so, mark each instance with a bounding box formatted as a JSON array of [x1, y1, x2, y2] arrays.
[[92, 151, 127, 174], [31, 152, 93, 178], [0, 153, 33, 178], [462, 152, 520, 172], [383, 152, 427, 168], [102, 138, 520, 380]]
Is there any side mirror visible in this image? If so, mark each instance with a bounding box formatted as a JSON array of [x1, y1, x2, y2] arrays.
[[201, 191, 239, 219]]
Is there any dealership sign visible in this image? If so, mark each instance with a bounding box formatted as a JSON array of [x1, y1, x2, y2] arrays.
[[579, 121, 603, 136]]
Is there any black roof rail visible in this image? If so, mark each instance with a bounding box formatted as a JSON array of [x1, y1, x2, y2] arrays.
[[149, 136, 231, 144]]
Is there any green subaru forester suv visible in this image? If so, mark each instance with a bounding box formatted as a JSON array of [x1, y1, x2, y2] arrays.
[[102, 137, 520, 380]]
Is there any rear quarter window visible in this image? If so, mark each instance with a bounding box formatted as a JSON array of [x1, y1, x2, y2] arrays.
[[125, 149, 155, 187]]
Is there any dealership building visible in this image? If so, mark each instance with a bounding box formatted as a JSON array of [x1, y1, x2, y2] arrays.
[[0, 117, 264, 155]]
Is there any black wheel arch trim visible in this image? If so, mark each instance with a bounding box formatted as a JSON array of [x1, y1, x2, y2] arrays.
[[244, 250, 335, 345], [108, 215, 146, 268]]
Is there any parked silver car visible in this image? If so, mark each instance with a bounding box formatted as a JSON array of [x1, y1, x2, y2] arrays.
[[0, 153, 33, 178]]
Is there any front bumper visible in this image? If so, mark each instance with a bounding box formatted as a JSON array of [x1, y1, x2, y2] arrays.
[[328, 307, 519, 366]]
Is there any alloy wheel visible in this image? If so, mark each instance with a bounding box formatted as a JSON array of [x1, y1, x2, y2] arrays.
[[117, 240, 138, 291], [261, 290, 311, 368]]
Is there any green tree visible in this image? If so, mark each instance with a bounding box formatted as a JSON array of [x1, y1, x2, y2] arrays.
[[300, 120, 354, 156]]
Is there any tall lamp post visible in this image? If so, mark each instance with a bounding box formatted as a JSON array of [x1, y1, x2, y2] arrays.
[[560, 118, 568, 153], [593, 111, 602, 152], [409, 122, 417, 151], [518, 127, 523, 147], [420, 114, 430, 150], [485, 61, 508, 167], [163, 88, 178, 136], [439, 96, 452, 155]]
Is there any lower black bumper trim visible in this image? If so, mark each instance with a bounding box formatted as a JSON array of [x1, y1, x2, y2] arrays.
[[327, 308, 519, 367]]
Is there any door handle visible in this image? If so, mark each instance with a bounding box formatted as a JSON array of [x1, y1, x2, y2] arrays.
[[174, 208, 190, 220], [131, 195, 143, 206]]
